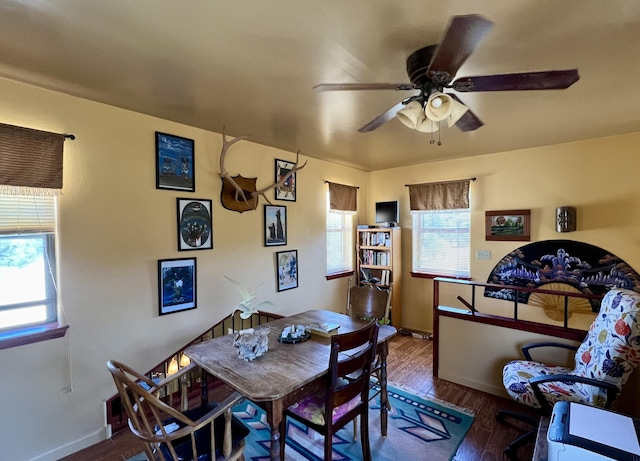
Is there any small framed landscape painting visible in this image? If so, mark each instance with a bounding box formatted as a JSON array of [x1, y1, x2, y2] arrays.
[[264, 205, 287, 246], [158, 257, 197, 315], [274, 158, 297, 201], [156, 132, 195, 192], [485, 209, 531, 241], [177, 198, 213, 251], [276, 249, 298, 292]]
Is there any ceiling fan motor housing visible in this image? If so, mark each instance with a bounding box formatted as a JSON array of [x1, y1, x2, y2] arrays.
[[406, 45, 438, 87]]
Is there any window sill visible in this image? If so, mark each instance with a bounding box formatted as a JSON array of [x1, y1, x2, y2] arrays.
[[410, 271, 471, 280], [326, 270, 354, 281], [0, 322, 69, 350]]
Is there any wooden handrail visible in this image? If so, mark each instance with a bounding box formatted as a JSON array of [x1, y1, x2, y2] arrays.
[[432, 278, 599, 378], [105, 310, 283, 434]]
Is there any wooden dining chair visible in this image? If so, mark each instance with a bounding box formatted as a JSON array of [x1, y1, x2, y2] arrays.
[[279, 320, 379, 461], [107, 360, 249, 461], [346, 278, 392, 407]]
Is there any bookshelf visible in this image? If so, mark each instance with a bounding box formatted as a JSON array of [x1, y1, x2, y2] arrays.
[[356, 227, 401, 327]]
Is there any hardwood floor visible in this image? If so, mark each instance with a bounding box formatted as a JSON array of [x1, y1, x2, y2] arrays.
[[61, 334, 539, 461]]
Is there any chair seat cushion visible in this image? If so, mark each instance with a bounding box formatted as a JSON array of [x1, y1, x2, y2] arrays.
[[287, 382, 361, 426], [503, 360, 609, 409], [158, 402, 250, 461]]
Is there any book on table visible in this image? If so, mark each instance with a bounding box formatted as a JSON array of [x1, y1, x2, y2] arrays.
[[306, 322, 340, 337]]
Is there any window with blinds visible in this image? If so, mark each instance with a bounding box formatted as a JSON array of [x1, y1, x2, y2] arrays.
[[0, 195, 57, 331], [411, 208, 470, 277], [326, 190, 354, 275]]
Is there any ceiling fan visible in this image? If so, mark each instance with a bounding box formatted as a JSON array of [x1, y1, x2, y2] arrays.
[[314, 14, 579, 135]]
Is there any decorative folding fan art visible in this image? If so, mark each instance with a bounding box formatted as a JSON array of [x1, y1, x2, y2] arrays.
[[527, 282, 593, 321]]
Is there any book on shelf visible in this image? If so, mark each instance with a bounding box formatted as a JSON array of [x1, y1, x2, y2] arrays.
[[380, 269, 390, 285], [306, 322, 340, 337]]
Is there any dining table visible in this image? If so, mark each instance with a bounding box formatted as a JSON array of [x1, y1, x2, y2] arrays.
[[184, 309, 397, 461]]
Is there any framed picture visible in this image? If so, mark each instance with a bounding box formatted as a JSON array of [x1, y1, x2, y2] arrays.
[[177, 198, 213, 251], [485, 209, 531, 241], [158, 257, 197, 315], [274, 158, 297, 201], [264, 205, 287, 246], [276, 249, 298, 291], [156, 132, 195, 191]]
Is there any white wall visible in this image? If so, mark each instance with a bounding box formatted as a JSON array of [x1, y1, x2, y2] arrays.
[[0, 77, 368, 461]]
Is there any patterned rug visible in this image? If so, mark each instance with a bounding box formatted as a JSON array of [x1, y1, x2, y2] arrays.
[[126, 384, 474, 461], [238, 384, 473, 461]]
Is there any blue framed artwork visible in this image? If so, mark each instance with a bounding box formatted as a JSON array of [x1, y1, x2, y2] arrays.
[[158, 257, 197, 315], [156, 132, 195, 191], [276, 250, 298, 292]]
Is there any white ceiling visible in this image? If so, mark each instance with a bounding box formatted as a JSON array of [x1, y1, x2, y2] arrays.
[[1, 1, 639, 171]]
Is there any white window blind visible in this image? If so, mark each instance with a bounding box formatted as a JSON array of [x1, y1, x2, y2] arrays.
[[412, 208, 470, 277], [326, 190, 354, 275], [0, 195, 56, 234]]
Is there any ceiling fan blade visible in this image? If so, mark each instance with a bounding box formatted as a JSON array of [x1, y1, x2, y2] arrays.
[[313, 83, 415, 91], [358, 101, 407, 133], [427, 15, 494, 85], [452, 69, 579, 92], [448, 94, 483, 131]]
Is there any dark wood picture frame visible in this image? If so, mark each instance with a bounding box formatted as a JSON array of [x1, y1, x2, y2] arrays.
[[156, 132, 195, 192], [274, 158, 296, 201], [276, 249, 298, 291], [158, 257, 197, 315], [485, 209, 531, 241], [177, 198, 213, 251], [264, 205, 287, 246]]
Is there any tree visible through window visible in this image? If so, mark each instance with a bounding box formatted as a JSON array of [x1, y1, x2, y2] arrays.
[[0, 196, 57, 331]]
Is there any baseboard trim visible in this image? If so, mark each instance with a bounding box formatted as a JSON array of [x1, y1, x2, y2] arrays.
[[438, 370, 507, 399], [30, 427, 106, 461]]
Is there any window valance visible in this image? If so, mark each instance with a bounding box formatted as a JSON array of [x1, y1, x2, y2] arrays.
[[0, 122, 71, 194], [327, 181, 358, 212], [408, 178, 473, 210]]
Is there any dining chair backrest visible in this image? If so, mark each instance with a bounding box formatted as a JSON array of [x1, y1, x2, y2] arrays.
[[281, 320, 380, 461], [347, 278, 392, 323], [107, 359, 248, 461], [328, 320, 380, 413]]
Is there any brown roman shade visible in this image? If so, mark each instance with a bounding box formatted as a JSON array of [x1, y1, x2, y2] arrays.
[[408, 179, 471, 210], [0, 122, 66, 191], [328, 181, 358, 212]]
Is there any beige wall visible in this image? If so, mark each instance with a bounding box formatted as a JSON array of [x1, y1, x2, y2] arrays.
[[0, 77, 368, 461], [368, 131, 640, 417], [2, 72, 640, 460], [370, 133, 640, 333]]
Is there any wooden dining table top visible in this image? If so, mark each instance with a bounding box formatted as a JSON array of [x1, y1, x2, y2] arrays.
[[184, 309, 397, 402]]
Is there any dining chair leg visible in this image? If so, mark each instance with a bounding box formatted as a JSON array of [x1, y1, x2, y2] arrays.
[[352, 417, 358, 441], [360, 407, 372, 461], [324, 423, 334, 461]]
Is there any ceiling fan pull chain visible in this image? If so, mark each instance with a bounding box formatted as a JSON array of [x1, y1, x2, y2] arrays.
[[437, 123, 442, 146]]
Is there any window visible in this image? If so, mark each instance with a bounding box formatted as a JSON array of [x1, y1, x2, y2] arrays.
[[326, 190, 354, 275], [412, 208, 470, 277], [0, 195, 58, 332]]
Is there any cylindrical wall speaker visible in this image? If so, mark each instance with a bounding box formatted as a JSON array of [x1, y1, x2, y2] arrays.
[[556, 206, 577, 232]]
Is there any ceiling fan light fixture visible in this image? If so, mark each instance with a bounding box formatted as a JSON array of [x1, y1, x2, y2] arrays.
[[447, 98, 469, 127], [415, 117, 439, 133], [425, 92, 455, 121], [396, 101, 426, 129]]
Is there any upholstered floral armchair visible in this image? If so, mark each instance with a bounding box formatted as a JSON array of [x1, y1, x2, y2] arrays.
[[498, 288, 640, 459]]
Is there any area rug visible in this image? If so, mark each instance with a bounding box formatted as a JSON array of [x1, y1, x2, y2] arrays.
[[126, 384, 474, 461], [236, 384, 474, 461]]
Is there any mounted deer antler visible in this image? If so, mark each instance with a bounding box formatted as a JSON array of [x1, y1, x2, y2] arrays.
[[219, 130, 307, 213]]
